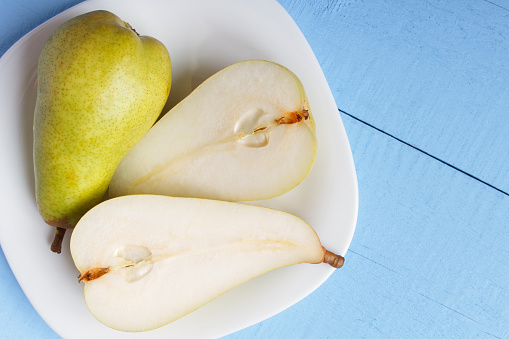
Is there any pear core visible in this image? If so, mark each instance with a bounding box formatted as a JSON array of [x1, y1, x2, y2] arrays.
[[78, 236, 342, 284]]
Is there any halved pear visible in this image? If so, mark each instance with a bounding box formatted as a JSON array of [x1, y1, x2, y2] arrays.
[[108, 60, 317, 201], [70, 195, 343, 332]]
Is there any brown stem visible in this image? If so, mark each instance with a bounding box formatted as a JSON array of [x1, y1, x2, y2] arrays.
[[125, 22, 140, 36], [51, 227, 66, 254], [322, 247, 344, 268]]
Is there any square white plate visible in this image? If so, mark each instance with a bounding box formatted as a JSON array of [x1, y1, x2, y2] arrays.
[[0, 0, 358, 337]]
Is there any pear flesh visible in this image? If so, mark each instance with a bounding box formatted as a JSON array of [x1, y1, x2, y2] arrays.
[[33, 10, 172, 252], [70, 195, 343, 332], [108, 60, 317, 201]]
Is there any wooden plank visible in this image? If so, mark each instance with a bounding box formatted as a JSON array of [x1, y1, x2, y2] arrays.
[[227, 112, 509, 339], [1, 1, 507, 338], [0, 250, 57, 338], [278, 0, 509, 194], [490, 1, 509, 10], [0, 0, 83, 57]]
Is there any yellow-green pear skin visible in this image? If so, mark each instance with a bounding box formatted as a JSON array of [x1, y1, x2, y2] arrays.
[[33, 10, 172, 252]]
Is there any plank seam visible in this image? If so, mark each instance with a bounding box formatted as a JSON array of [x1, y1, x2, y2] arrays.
[[339, 109, 509, 197], [483, 0, 509, 12]]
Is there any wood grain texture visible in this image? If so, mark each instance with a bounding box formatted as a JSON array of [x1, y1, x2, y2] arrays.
[[0, 0, 83, 57], [488, 0, 509, 10], [278, 0, 509, 194], [0, 249, 57, 338]]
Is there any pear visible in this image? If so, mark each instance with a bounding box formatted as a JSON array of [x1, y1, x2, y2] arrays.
[[108, 60, 316, 202], [70, 195, 343, 332], [33, 10, 172, 253]]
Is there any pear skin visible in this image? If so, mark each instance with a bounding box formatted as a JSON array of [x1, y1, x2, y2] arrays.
[[33, 10, 172, 252]]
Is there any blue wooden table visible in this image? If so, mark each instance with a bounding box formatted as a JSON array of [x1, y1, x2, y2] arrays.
[[1, 0, 508, 338]]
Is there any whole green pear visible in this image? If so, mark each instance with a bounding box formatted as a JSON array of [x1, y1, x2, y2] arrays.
[[33, 10, 172, 253]]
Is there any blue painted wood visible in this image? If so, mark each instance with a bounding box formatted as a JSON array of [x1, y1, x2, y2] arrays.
[[0, 249, 57, 338], [278, 0, 509, 194], [1, 1, 508, 338], [0, 0, 84, 57], [490, 1, 509, 10]]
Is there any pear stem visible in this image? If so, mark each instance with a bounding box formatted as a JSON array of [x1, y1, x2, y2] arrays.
[[322, 247, 344, 268], [51, 227, 66, 254]]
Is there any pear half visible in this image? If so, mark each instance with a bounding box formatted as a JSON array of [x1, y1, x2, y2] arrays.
[[70, 195, 343, 332], [108, 60, 316, 201]]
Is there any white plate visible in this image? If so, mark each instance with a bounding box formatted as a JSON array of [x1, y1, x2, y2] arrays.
[[0, 0, 358, 338]]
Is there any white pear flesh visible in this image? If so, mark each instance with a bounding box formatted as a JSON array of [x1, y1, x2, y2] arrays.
[[70, 195, 342, 332], [108, 60, 317, 201]]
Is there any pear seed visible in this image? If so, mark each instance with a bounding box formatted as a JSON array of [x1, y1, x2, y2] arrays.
[[114, 244, 152, 263]]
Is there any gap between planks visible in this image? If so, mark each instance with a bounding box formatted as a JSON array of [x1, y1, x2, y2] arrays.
[[339, 109, 509, 198], [483, 0, 509, 12]]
